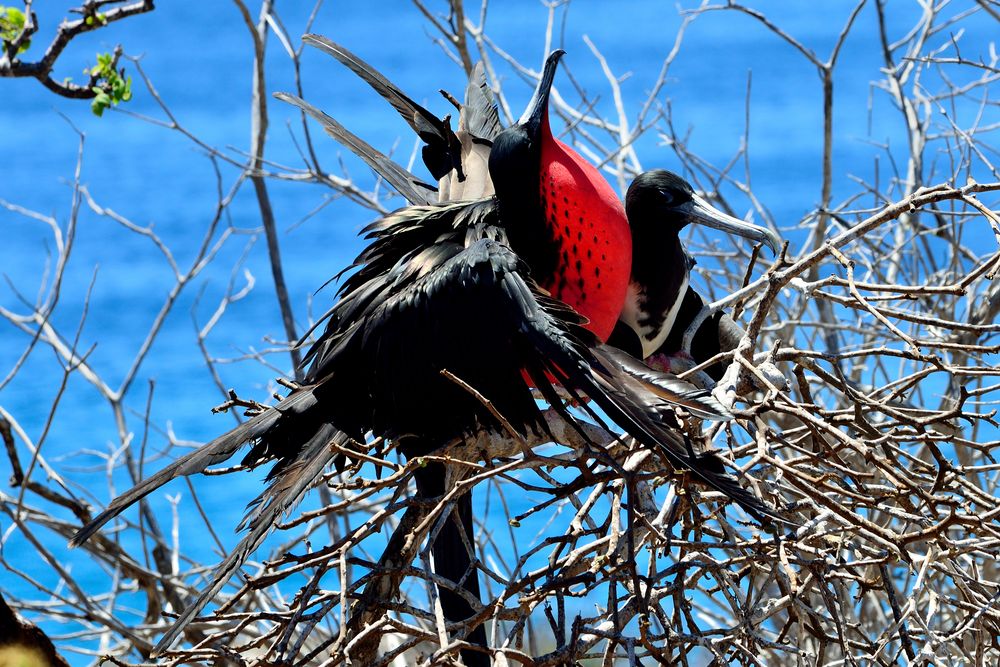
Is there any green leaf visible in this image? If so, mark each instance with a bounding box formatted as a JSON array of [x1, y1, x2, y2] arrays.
[[0, 5, 30, 54], [88, 52, 136, 116], [0, 6, 26, 35], [90, 86, 111, 117]]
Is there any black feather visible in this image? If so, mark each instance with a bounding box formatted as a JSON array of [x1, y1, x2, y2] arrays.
[[460, 62, 503, 143], [303, 34, 465, 182], [274, 91, 437, 205]]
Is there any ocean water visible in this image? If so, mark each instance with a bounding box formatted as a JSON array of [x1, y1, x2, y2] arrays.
[[1, 1, 995, 663]]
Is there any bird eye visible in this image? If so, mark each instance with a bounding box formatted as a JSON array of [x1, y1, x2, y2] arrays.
[[657, 188, 674, 205]]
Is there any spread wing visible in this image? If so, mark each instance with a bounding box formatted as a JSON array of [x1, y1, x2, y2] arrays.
[[71, 196, 779, 655]]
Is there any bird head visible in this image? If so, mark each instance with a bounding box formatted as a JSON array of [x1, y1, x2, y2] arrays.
[[489, 49, 565, 184], [626, 170, 781, 254]]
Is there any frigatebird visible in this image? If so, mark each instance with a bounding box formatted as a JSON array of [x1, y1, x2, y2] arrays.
[[289, 37, 781, 380], [606, 170, 781, 379], [72, 48, 778, 665]]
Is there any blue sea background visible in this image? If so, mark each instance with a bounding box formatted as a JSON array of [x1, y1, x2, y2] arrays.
[[1, 1, 996, 663]]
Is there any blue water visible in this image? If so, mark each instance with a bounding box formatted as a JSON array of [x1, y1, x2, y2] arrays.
[[1, 2, 996, 664]]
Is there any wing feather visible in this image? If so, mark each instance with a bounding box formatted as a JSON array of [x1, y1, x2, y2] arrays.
[[303, 34, 464, 181], [274, 91, 436, 205]]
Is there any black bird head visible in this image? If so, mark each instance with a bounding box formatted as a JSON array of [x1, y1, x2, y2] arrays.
[[613, 170, 782, 361], [488, 49, 633, 340], [488, 49, 565, 194], [516, 48, 565, 137], [626, 170, 781, 254]]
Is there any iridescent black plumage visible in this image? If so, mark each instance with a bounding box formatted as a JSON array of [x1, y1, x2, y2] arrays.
[[279, 49, 783, 663]]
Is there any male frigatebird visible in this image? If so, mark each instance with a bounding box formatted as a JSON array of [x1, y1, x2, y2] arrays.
[[73, 48, 777, 665], [290, 37, 781, 380]]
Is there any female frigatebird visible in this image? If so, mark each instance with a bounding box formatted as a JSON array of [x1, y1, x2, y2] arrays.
[[606, 170, 781, 379], [287, 37, 781, 379], [72, 48, 777, 665]]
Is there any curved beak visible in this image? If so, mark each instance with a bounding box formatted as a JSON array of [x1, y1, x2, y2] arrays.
[[517, 49, 566, 133], [680, 193, 782, 255]]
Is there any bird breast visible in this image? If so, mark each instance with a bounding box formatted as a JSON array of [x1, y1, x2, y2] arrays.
[[539, 134, 631, 342], [620, 272, 690, 359]]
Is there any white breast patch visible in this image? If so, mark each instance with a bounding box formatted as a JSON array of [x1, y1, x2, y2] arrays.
[[620, 274, 689, 359]]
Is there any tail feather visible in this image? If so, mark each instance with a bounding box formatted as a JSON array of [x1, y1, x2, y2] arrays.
[[413, 464, 489, 667]]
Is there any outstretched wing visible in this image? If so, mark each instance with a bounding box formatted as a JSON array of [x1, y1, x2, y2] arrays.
[[71, 194, 778, 655], [314, 209, 773, 520]]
